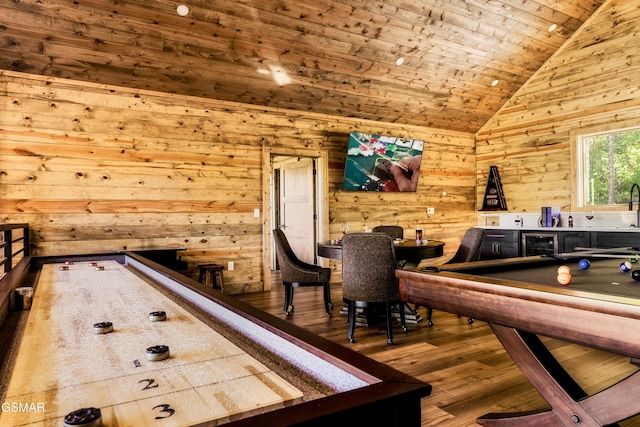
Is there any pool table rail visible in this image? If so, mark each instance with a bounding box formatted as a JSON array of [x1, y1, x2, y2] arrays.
[[397, 257, 640, 426], [397, 263, 640, 359]]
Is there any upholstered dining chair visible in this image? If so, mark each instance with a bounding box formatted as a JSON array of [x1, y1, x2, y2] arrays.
[[372, 225, 406, 268], [272, 229, 333, 318], [372, 225, 404, 240], [341, 232, 407, 345], [423, 227, 486, 326]]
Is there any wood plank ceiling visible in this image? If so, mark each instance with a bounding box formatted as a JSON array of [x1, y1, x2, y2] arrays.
[[0, 0, 605, 133]]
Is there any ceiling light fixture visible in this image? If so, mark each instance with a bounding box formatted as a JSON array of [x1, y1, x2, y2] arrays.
[[548, 23, 557, 32], [491, 79, 499, 87], [269, 65, 291, 86], [395, 57, 405, 66], [176, 5, 189, 16]]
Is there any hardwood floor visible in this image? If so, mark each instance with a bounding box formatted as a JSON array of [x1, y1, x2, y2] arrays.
[[233, 272, 640, 427]]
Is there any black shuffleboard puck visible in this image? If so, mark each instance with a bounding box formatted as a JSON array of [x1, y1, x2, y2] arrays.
[[64, 407, 102, 427], [149, 311, 167, 322], [93, 322, 113, 334], [146, 345, 170, 361]]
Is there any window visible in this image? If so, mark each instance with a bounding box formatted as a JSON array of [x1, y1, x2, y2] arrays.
[[575, 126, 640, 208]]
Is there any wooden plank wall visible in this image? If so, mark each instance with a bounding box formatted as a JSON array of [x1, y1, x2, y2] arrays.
[[476, 0, 640, 215], [0, 71, 476, 293]]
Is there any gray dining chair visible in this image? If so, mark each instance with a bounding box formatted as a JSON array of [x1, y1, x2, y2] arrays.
[[341, 232, 407, 345], [273, 229, 333, 318], [372, 225, 404, 240], [424, 228, 486, 326], [372, 225, 406, 268]]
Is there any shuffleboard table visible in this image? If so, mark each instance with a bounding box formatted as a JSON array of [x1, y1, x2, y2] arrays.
[[397, 255, 640, 427], [0, 251, 430, 426]]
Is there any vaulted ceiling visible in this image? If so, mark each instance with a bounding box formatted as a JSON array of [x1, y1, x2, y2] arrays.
[[0, 0, 605, 133]]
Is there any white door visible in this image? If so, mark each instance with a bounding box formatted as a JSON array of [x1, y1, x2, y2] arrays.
[[278, 157, 315, 264]]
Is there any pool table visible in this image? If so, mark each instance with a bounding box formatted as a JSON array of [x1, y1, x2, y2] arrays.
[[0, 250, 431, 426], [397, 255, 640, 427]]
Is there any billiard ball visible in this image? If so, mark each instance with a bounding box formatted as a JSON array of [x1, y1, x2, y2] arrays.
[[620, 261, 632, 272], [557, 272, 572, 285], [578, 259, 590, 270], [630, 256, 639, 263], [632, 270, 640, 281], [557, 265, 571, 274]]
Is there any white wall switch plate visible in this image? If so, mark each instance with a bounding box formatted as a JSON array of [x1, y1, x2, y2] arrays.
[[228, 261, 234, 271], [254, 208, 260, 218], [427, 207, 435, 214]]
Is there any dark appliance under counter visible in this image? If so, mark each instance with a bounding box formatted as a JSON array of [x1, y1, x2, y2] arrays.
[[521, 232, 558, 256]]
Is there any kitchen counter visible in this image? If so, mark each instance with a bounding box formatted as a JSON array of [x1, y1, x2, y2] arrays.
[[479, 211, 640, 232], [480, 226, 640, 232]]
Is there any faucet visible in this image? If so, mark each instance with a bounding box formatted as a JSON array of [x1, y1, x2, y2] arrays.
[[630, 183, 640, 227]]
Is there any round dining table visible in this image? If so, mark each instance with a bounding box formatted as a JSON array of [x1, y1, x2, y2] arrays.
[[317, 238, 445, 268]]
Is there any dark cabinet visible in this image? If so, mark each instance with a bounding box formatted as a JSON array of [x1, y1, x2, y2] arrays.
[[559, 231, 590, 253], [590, 232, 640, 249], [479, 228, 640, 259], [480, 230, 520, 260]]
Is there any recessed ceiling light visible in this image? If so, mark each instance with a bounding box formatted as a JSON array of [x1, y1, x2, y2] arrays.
[[548, 23, 557, 32], [395, 57, 405, 66], [491, 79, 499, 87], [176, 5, 189, 16]]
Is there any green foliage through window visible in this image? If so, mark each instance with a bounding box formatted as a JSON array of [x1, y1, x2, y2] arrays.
[[581, 128, 640, 206]]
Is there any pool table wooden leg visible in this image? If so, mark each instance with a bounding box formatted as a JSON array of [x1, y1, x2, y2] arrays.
[[478, 324, 640, 427]]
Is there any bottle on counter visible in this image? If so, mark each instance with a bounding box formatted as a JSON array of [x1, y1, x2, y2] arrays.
[[568, 215, 573, 228]]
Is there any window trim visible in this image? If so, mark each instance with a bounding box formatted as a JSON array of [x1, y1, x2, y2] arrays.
[[571, 120, 640, 211]]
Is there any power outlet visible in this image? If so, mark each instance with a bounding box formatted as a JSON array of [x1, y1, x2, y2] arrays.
[[227, 261, 234, 271], [427, 207, 435, 215]]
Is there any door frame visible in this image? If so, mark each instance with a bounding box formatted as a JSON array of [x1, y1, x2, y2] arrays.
[[262, 146, 329, 291]]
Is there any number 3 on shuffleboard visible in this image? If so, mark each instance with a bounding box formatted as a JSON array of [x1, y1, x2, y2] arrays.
[[153, 404, 176, 419]]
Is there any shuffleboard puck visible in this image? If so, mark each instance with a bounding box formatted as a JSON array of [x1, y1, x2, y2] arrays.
[[64, 407, 102, 427], [149, 311, 167, 322], [59, 265, 70, 271], [88, 261, 98, 267], [146, 345, 170, 361], [95, 265, 105, 271], [64, 259, 74, 265], [93, 322, 113, 334]]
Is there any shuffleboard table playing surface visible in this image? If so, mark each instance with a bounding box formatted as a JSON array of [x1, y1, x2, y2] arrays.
[[0, 252, 430, 427], [1, 260, 303, 426]]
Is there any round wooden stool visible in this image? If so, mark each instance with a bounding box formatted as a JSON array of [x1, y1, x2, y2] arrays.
[[198, 263, 225, 292]]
